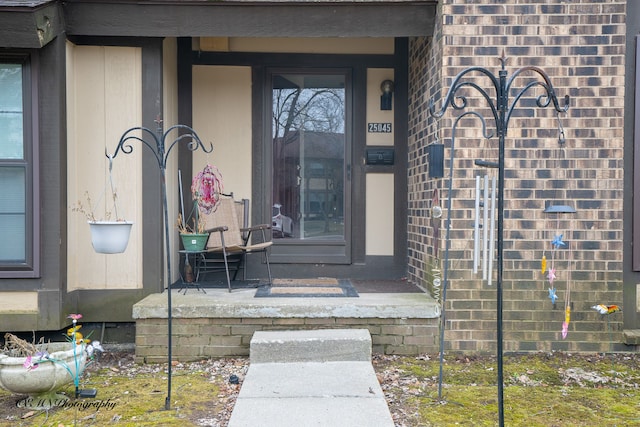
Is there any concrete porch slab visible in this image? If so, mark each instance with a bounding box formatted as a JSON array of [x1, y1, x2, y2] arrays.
[[132, 289, 441, 360], [132, 288, 440, 319]]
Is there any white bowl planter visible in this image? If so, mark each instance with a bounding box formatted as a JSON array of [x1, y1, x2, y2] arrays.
[[0, 342, 87, 409], [89, 220, 133, 254]]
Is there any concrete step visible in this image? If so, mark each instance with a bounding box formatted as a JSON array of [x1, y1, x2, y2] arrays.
[[228, 329, 394, 427], [249, 329, 372, 363]]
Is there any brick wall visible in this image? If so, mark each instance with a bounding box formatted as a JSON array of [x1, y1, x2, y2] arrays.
[[135, 317, 439, 362], [408, 0, 628, 353]]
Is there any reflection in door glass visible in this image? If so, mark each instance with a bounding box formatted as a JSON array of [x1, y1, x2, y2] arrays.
[[272, 73, 345, 240]]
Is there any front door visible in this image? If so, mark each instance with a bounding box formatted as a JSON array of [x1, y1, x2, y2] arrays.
[[270, 70, 351, 263]]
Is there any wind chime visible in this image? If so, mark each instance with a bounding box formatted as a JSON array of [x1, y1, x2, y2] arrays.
[[542, 203, 575, 339], [541, 132, 576, 339], [473, 162, 498, 286]]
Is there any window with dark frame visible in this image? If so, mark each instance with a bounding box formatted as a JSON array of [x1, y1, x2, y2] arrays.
[[0, 54, 38, 278]]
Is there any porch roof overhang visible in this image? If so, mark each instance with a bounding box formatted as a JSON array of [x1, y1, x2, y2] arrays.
[[61, 0, 437, 38], [0, 1, 63, 48]]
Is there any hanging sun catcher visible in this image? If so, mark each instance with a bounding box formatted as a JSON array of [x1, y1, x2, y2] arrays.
[[541, 116, 576, 339], [542, 203, 575, 339]]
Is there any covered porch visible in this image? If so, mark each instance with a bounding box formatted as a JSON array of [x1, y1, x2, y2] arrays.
[[132, 279, 440, 362]]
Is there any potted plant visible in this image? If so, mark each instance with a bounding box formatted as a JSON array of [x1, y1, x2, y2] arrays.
[[177, 164, 224, 252], [73, 190, 133, 254], [177, 212, 208, 251], [72, 155, 133, 254], [0, 314, 104, 409]]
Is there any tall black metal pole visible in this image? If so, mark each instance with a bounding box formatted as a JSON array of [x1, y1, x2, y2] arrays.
[[109, 124, 212, 410], [430, 56, 569, 426], [495, 67, 507, 426]]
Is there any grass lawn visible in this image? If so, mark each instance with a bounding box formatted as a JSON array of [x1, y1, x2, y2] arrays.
[[1, 351, 639, 426]]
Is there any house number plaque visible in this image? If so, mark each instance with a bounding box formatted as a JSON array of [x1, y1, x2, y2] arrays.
[[367, 123, 392, 133]]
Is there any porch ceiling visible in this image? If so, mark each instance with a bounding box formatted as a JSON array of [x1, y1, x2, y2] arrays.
[[62, 1, 437, 38]]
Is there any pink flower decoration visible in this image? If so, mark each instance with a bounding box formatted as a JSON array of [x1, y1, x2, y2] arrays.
[[561, 321, 568, 339], [23, 355, 38, 371], [547, 268, 556, 285], [67, 313, 83, 320], [192, 164, 224, 215]]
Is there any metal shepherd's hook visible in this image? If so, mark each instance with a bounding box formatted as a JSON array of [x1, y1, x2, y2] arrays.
[[429, 53, 569, 427], [108, 123, 213, 410]]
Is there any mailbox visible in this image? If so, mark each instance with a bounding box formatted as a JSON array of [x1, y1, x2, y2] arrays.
[[366, 148, 394, 165]]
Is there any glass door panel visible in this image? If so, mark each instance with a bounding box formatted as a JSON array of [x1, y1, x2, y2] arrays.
[[272, 72, 347, 243]]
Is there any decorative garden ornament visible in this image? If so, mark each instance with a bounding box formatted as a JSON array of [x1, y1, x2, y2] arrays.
[[0, 342, 87, 409], [177, 163, 224, 252], [0, 314, 103, 409]]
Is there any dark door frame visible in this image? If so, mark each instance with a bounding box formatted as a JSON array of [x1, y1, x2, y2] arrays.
[[190, 40, 408, 278], [265, 67, 353, 264]]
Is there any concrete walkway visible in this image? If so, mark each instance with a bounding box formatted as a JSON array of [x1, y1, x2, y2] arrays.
[[228, 329, 395, 427]]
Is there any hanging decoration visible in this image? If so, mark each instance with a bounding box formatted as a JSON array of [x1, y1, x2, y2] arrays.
[[72, 154, 133, 254], [428, 188, 443, 303], [541, 118, 576, 340], [473, 173, 497, 286], [544, 205, 576, 339], [192, 164, 224, 215]]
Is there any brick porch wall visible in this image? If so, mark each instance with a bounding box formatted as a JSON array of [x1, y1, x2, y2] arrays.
[[408, 0, 628, 353], [135, 317, 439, 363]]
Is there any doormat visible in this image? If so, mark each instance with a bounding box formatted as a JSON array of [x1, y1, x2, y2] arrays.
[[170, 279, 261, 290], [254, 278, 359, 298]]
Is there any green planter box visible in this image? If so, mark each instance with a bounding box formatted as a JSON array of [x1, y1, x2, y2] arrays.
[[180, 233, 209, 251]]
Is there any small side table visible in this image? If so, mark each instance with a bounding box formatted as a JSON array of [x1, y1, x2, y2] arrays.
[[178, 249, 207, 294]]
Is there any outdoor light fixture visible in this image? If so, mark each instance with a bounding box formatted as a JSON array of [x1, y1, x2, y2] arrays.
[[380, 79, 394, 110]]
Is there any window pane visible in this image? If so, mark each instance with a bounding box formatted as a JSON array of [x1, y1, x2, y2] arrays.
[[272, 73, 345, 240], [0, 166, 26, 262], [0, 63, 23, 159], [0, 214, 25, 261]]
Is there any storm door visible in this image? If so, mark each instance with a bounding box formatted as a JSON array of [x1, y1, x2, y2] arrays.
[[270, 70, 351, 263]]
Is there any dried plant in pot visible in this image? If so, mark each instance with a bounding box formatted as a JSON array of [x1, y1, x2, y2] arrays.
[[0, 315, 104, 409], [72, 155, 134, 254], [73, 191, 133, 254]]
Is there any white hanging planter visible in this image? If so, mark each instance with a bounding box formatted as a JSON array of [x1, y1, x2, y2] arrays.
[[89, 220, 133, 254], [0, 342, 87, 409]]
